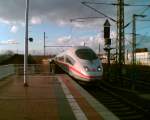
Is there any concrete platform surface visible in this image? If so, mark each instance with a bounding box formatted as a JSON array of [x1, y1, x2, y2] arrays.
[[0, 75, 118, 120]]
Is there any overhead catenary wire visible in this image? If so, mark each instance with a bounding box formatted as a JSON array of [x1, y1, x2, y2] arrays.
[[136, 19, 150, 22], [81, 2, 117, 22], [132, 19, 150, 32], [139, 5, 150, 15], [137, 26, 150, 32], [45, 45, 73, 47], [83, 1, 150, 7], [70, 16, 105, 22], [81, 1, 150, 28]]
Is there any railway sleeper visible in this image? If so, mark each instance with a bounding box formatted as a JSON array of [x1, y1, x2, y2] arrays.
[[98, 97, 116, 101], [109, 107, 131, 112], [103, 101, 122, 104], [99, 97, 117, 100], [118, 114, 146, 120], [115, 110, 140, 116], [106, 103, 126, 108]]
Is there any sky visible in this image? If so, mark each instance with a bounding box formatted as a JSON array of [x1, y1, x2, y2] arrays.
[[0, 0, 150, 55]]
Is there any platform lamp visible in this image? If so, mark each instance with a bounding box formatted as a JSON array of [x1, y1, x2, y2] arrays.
[[24, 0, 29, 87]]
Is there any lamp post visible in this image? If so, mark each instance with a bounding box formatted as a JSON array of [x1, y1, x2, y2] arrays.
[[24, 0, 29, 87], [132, 14, 146, 65], [44, 32, 46, 56]]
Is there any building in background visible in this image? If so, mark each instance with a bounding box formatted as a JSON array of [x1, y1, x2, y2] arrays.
[[127, 48, 150, 65]]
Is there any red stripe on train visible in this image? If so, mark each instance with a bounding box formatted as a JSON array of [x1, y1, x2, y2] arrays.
[[56, 61, 99, 79]]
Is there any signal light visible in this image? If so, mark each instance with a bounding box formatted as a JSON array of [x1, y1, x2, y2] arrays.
[[97, 66, 102, 71]]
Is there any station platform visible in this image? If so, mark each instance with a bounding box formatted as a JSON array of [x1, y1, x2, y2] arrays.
[[0, 74, 119, 120]]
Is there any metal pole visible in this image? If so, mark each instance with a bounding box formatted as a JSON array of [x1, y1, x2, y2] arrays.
[[118, 0, 121, 67], [99, 43, 100, 54], [83, 41, 85, 46], [132, 15, 136, 65], [116, 2, 119, 64], [131, 15, 136, 90], [132, 14, 146, 65], [107, 48, 110, 81], [24, 0, 29, 87], [118, 0, 124, 75], [44, 32, 46, 56], [122, 0, 125, 64], [131, 14, 146, 90]]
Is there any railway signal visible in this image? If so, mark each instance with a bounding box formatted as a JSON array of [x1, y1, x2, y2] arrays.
[[104, 20, 110, 39], [104, 19, 111, 46], [103, 19, 111, 81], [103, 19, 111, 61]]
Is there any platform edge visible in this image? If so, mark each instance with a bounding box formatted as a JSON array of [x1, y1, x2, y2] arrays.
[[69, 79, 120, 120]]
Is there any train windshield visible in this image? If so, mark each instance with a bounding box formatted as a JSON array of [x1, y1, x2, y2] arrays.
[[76, 49, 98, 60]]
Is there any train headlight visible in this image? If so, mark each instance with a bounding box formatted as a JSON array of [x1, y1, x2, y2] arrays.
[[84, 66, 89, 71], [97, 66, 102, 71]]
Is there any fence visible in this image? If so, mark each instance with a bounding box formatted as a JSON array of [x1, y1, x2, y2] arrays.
[[103, 63, 150, 90], [0, 64, 51, 80], [15, 64, 50, 75], [0, 64, 15, 80]]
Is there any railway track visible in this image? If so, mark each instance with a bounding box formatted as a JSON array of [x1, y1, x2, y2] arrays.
[[55, 64, 150, 119], [83, 82, 150, 120]]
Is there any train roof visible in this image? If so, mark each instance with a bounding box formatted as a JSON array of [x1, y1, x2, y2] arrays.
[[68, 46, 92, 51], [55, 46, 94, 58]]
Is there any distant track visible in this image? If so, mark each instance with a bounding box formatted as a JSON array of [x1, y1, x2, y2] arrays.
[[0, 54, 37, 65]]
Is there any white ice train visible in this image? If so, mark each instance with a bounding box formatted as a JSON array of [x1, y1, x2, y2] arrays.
[[54, 46, 103, 83]]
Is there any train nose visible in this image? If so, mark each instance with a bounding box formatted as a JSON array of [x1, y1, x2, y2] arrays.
[[91, 68, 96, 72], [84, 66, 102, 72], [84, 66, 95, 72]]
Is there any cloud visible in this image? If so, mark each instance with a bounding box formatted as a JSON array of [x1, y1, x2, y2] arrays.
[[0, 18, 11, 24], [30, 17, 42, 24], [0, 0, 148, 27], [54, 30, 122, 54], [57, 35, 71, 44], [10, 25, 18, 33], [54, 34, 105, 53], [0, 39, 18, 44]]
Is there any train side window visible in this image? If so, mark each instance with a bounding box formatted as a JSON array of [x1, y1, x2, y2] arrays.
[[58, 56, 64, 62], [66, 55, 75, 65]]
